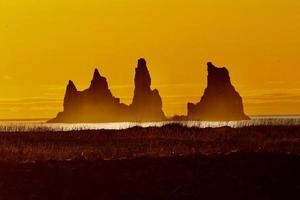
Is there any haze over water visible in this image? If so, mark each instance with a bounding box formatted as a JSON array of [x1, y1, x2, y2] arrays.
[[0, 116, 300, 132]]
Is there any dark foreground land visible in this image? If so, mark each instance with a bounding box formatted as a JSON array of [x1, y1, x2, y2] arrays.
[[0, 125, 300, 199], [0, 125, 300, 162], [0, 153, 300, 200]]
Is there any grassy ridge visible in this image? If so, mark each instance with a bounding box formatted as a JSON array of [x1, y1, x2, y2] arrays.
[[0, 124, 299, 162]]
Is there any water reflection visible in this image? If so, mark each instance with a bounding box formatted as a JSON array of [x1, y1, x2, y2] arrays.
[[0, 116, 300, 132]]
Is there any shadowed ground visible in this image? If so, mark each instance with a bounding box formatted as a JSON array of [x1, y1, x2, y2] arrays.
[[0, 125, 300, 199], [0, 153, 299, 200]]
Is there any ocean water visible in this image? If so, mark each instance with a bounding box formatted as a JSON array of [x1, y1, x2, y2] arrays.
[[0, 116, 300, 132]]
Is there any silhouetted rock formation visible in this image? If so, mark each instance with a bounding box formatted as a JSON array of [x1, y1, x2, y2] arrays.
[[48, 59, 165, 123], [48, 69, 129, 123], [130, 59, 166, 121], [188, 62, 249, 121]]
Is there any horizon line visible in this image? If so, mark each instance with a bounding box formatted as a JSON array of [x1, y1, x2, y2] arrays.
[[1, 114, 300, 122]]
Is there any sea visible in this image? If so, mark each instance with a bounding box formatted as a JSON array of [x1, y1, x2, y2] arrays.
[[0, 116, 300, 132]]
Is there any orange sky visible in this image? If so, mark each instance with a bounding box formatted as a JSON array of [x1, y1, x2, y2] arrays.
[[0, 0, 300, 119]]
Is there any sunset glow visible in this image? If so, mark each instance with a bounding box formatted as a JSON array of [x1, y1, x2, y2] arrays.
[[1, 0, 300, 119]]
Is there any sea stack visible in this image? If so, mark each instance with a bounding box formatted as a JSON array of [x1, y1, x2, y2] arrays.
[[48, 68, 128, 123], [130, 58, 166, 121], [188, 62, 249, 121], [48, 58, 166, 123]]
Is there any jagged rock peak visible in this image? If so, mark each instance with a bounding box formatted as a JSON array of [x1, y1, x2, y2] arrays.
[[187, 62, 249, 121], [131, 58, 166, 121], [93, 68, 101, 80], [66, 80, 77, 93], [138, 58, 147, 68], [135, 58, 151, 91], [207, 62, 228, 73], [63, 80, 78, 112], [89, 68, 109, 90], [207, 62, 231, 89]]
